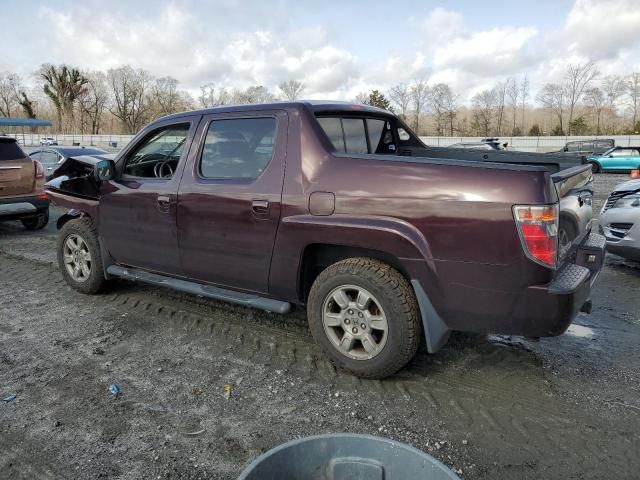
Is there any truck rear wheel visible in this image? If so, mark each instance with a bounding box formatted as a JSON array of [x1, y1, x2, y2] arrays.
[[307, 258, 421, 379], [57, 217, 107, 294]]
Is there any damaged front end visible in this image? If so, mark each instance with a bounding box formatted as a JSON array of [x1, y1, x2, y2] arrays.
[[45, 154, 116, 217], [45, 154, 115, 200]]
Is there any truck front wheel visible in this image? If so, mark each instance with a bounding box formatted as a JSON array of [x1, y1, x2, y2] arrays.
[[57, 217, 107, 294], [307, 258, 421, 379]]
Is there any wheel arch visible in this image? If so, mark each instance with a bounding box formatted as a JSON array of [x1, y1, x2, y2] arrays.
[[56, 209, 91, 230]]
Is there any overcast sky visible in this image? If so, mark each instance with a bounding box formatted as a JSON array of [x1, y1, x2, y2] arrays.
[[2, 0, 639, 101]]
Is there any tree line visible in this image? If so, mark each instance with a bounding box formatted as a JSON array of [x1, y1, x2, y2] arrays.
[[0, 61, 639, 136]]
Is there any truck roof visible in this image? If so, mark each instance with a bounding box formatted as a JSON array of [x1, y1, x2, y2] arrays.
[[157, 101, 391, 123]]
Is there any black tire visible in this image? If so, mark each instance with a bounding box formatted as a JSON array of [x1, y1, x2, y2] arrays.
[[589, 161, 600, 173], [57, 217, 107, 294], [307, 257, 421, 379], [21, 209, 49, 230]]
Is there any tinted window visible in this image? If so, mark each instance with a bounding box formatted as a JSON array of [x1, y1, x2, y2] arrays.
[[611, 149, 635, 157], [566, 142, 581, 152], [594, 140, 613, 150], [0, 139, 25, 161], [367, 119, 396, 154], [317, 117, 345, 152], [123, 124, 190, 178], [200, 117, 276, 179], [342, 118, 367, 154]]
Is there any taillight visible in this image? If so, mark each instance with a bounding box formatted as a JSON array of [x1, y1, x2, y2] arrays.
[[513, 205, 558, 268], [34, 160, 45, 179], [631, 169, 640, 179]]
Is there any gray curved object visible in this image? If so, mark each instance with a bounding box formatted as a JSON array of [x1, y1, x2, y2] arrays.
[[238, 433, 460, 480]]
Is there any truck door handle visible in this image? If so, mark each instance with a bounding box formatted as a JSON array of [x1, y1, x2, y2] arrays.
[[252, 199, 269, 216], [157, 195, 171, 212]]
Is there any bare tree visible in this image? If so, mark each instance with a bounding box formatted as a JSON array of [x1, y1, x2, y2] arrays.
[[494, 81, 508, 135], [584, 87, 605, 135], [107, 65, 152, 134], [199, 83, 230, 108], [278, 80, 305, 101], [410, 79, 430, 133], [18, 91, 36, 119], [231, 85, 275, 104], [628, 72, 640, 131], [0, 72, 22, 117], [506, 78, 519, 134], [519, 74, 529, 132], [537, 83, 566, 134], [471, 89, 497, 136], [39, 64, 89, 132], [429, 83, 457, 136], [627, 72, 640, 132], [564, 62, 598, 134], [152, 76, 181, 116], [354, 92, 369, 104], [78, 71, 109, 134], [601, 75, 626, 133], [388, 83, 411, 119]]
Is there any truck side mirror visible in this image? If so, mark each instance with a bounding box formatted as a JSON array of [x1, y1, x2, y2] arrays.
[[95, 159, 116, 182]]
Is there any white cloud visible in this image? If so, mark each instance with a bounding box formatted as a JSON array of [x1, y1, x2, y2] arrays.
[[565, 0, 640, 60], [3, 0, 638, 104]]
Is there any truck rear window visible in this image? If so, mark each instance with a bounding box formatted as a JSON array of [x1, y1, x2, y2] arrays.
[[316, 117, 396, 155], [0, 139, 26, 161]]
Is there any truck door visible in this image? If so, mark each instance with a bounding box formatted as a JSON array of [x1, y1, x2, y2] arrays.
[[177, 110, 287, 294], [98, 117, 200, 276]]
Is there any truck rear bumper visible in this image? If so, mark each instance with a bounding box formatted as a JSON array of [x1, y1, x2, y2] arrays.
[[506, 232, 606, 337]]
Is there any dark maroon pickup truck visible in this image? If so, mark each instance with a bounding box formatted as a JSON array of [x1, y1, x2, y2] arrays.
[[46, 102, 605, 378]]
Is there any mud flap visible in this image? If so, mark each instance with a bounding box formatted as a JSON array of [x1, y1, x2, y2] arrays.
[[411, 280, 450, 353]]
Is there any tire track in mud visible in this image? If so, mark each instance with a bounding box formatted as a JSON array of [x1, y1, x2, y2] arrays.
[[1, 254, 638, 471]]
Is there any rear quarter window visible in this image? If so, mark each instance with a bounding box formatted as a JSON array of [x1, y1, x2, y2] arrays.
[[0, 140, 26, 161]]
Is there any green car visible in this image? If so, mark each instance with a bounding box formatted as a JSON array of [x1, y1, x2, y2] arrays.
[[587, 147, 640, 173]]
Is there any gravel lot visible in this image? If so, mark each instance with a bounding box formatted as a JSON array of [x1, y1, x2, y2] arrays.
[[1, 174, 639, 479]]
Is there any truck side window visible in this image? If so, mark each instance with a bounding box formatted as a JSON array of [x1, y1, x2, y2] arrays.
[[317, 117, 346, 152], [342, 118, 367, 154], [199, 117, 276, 180], [367, 119, 395, 153], [123, 123, 190, 179]]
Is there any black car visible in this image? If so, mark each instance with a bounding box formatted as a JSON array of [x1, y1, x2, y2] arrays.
[[29, 146, 108, 179], [556, 139, 614, 155]]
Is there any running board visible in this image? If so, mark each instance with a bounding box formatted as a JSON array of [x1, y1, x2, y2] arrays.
[[106, 265, 291, 314]]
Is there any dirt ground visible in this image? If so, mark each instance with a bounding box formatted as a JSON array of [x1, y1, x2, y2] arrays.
[[1, 173, 639, 479]]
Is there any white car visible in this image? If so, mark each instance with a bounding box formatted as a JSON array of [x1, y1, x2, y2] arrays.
[[40, 137, 58, 146], [600, 178, 640, 261]]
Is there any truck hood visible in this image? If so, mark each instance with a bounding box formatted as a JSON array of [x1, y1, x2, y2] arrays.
[[45, 153, 114, 199]]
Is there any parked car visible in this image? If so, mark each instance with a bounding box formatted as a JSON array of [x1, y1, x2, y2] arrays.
[[587, 147, 640, 173], [45, 101, 604, 378], [600, 178, 640, 261], [555, 139, 614, 156], [40, 136, 59, 146], [0, 136, 50, 229], [29, 146, 108, 180]]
